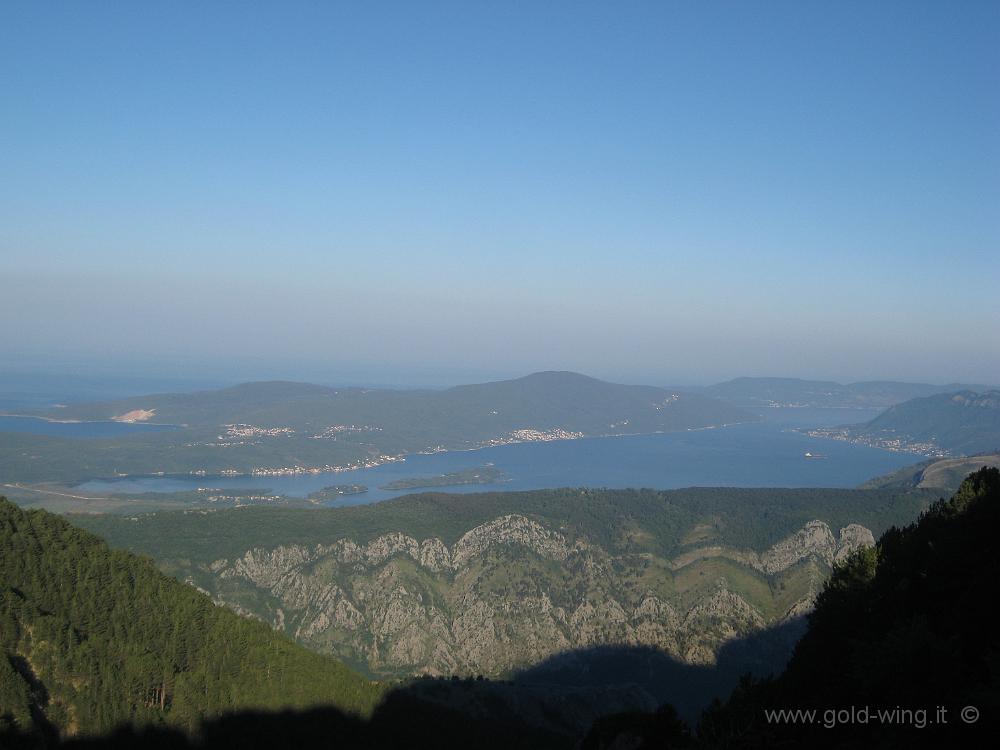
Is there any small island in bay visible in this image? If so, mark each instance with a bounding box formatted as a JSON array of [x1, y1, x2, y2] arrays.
[[380, 464, 508, 491], [307, 484, 369, 501]]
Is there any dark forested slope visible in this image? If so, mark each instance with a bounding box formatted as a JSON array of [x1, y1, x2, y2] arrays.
[[701, 467, 1000, 747], [0, 497, 380, 744], [585, 468, 1000, 748]]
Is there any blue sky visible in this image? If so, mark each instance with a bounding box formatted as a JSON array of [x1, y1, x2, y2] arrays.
[[2, 1, 998, 386]]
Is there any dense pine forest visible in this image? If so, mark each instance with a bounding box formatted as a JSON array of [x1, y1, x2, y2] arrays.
[[706, 466, 1000, 747], [0, 497, 381, 745]]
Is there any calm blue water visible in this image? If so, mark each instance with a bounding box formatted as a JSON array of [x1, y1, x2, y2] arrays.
[[76, 407, 923, 504], [0, 415, 179, 438]]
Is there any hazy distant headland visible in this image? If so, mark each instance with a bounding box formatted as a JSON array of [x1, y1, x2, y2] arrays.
[[699, 376, 997, 409], [805, 389, 1000, 456]]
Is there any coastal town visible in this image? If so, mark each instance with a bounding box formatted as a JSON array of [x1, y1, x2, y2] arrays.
[[309, 424, 382, 439], [476, 427, 586, 448], [180, 426, 591, 479], [248, 454, 404, 477], [183, 454, 405, 479], [224, 423, 295, 439], [804, 426, 948, 457]]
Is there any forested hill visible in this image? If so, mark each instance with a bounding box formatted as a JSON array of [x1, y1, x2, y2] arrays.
[[20, 371, 750, 436], [851, 390, 1000, 456], [0, 497, 381, 744]]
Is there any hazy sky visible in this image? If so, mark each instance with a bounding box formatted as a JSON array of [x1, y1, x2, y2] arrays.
[[2, 2, 998, 387]]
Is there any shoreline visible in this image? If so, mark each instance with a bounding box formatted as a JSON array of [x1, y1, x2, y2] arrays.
[[30, 412, 917, 497], [2, 417, 928, 509], [69, 420, 756, 487]]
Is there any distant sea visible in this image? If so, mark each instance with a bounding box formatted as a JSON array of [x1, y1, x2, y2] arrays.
[[0, 372, 227, 412], [76, 407, 924, 504]]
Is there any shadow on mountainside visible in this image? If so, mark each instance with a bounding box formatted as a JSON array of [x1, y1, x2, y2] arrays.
[[1, 620, 804, 749], [510, 617, 806, 725]]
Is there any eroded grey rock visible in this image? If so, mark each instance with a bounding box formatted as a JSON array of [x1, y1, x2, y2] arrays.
[[205, 514, 875, 678]]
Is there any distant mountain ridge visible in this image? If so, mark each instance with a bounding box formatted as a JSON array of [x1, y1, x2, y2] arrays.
[[702, 377, 995, 408], [20, 371, 747, 433]]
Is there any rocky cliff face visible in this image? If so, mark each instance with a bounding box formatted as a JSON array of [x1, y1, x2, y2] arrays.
[[204, 514, 873, 678]]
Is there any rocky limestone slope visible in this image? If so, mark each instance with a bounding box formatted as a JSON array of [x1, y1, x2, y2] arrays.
[[200, 513, 873, 678]]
